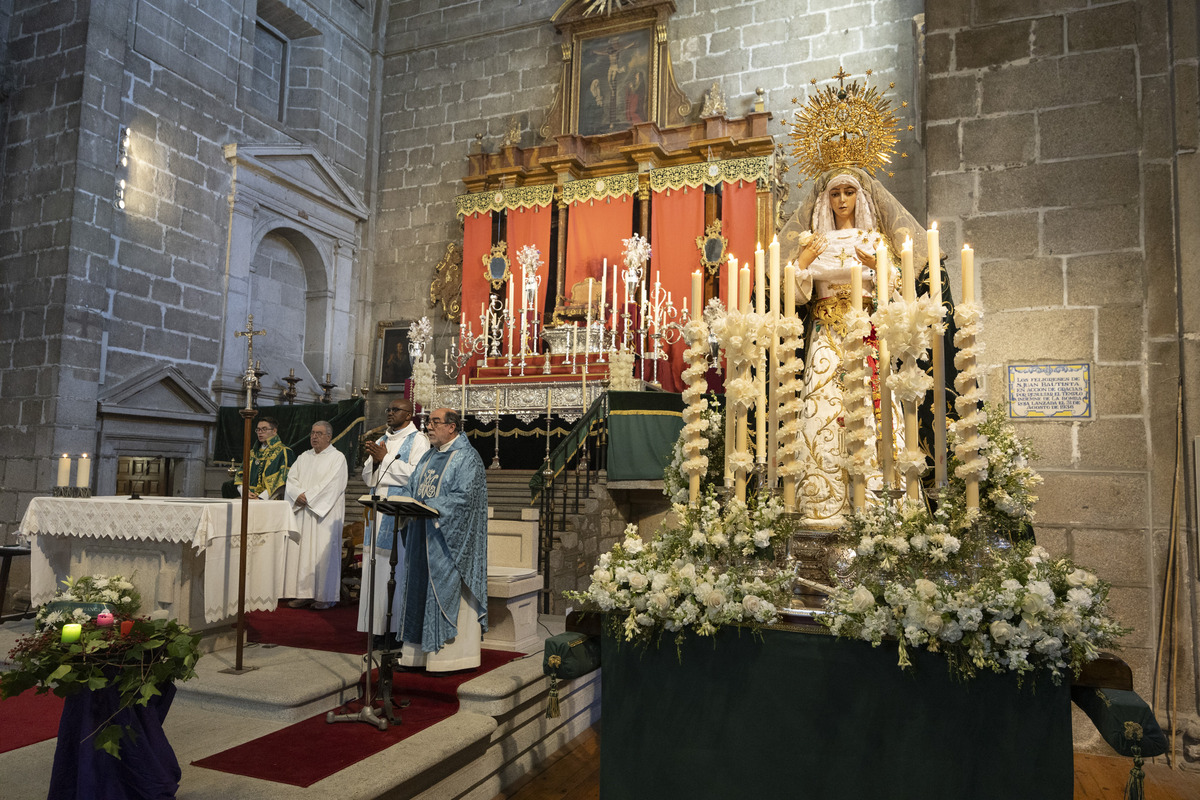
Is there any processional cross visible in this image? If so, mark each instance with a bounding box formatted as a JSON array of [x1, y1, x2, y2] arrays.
[[234, 315, 266, 409]]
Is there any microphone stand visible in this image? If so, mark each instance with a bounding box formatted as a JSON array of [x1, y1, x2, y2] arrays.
[[328, 444, 400, 730]]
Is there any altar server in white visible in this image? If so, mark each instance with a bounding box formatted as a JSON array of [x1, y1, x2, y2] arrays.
[[358, 397, 430, 635], [283, 421, 349, 610]]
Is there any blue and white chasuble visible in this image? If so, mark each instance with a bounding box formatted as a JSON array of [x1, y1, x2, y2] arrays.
[[399, 434, 489, 653]]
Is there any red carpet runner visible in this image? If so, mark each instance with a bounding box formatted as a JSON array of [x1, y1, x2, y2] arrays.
[[0, 688, 65, 753], [192, 648, 523, 787], [245, 601, 366, 654]]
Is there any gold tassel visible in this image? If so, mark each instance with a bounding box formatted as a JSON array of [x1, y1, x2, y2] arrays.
[[546, 655, 562, 719], [1124, 722, 1145, 800]]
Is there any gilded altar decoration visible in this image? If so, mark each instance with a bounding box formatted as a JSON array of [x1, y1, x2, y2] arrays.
[[695, 220, 728, 277], [788, 67, 903, 180], [562, 172, 640, 205], [454, 184, 555, 217], [483, 242, 512, 291], [650, 157, 768, 193], [429, 242, 462, 321], [700, 79, 727, 117]]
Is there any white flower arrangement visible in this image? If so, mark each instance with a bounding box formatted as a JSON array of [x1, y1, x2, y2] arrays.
[[944, 403, 1044, 531], [412, 358, 436, 410], [407, 316, 433, 356], [608, 348, 638, 391], [36, 574, 141, 630], [664, 399, 725, 504], [822, 498, 1127, 684], [622, 233, 652, 269], [516, 244, 543, 273], [567, 491, 796, 647]]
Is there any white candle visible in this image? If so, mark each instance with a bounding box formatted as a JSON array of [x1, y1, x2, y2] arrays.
[[76, 453, 91, 488], [692, 271, 702, 320], [599, 268, 606, 332], [611, 264, 618, 330], [755, 243, 765, 314], [769, 236, 780, 316], [850, 263, 863, 312], [877, 242, 889, 306], [961, 244, 975, 304], [585, 278, 594, 357], [508, 276, 514, 314], [727, 255, 738, 311], [57, 454, 71, 487], [784, 263, 796, 316], [739, 265, 750, 315], [927, 221, 940, 289], [901, 238, 915, 303]]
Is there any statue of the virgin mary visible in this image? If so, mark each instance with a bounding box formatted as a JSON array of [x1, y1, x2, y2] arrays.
[[778, 70, 936, 529]]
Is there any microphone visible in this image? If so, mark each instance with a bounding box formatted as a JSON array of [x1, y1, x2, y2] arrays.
[[370, 435, 399, 497]]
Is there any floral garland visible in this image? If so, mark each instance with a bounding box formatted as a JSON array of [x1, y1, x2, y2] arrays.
[[680, 317, 711, 486], [412, 357, 436, 410], [776, 315, 806, 481], [566, 491, 796, 647], [952, 302, 989, 481], [822, 497, 1127, 684], [873, 295, 944, 479], [663, 400, 725, 504], [839, 307, 874, 480], [710, 309, 759, 480], [408, 316, 433, 354]]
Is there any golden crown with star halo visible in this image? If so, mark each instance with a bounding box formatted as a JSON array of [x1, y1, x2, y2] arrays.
[[787, 67, 911, 181]]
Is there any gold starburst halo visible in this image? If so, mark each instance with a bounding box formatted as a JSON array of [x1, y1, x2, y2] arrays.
[[788, 67, 902, 182]]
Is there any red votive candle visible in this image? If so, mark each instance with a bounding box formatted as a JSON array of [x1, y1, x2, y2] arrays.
[[96, 611, 114, 627], [120, 620, 134, 636]]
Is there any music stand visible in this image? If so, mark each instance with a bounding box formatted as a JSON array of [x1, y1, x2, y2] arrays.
[[327, 495, 438, 731]]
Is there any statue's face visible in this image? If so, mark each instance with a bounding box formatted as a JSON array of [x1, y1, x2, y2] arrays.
[[829, 183, 858, 227]]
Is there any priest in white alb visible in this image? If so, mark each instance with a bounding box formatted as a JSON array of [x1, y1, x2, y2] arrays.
[[398, 408, 488, 671], [283, 421, 349, 610], [358, 396, 430, 636]]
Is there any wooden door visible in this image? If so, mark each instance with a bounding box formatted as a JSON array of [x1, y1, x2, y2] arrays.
[[115, 456, 170, 497]]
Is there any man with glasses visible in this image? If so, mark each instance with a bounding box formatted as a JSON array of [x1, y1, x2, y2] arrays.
[[397, 408, 489, 671], [358, 397, 430, 638], [236, 416, 293, 499], [283, 421, 349, 610]]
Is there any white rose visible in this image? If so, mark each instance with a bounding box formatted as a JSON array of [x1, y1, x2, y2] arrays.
[[923, 611, 943, 635], [627, 572, 649, 591], [1021, 592, 1047, 616], [850, 585, 876, 614], [624, 536, 644, 555], [914, 579, 938, 601], [1066, 569, 1091, 588], [990, 619, 1014, 644]]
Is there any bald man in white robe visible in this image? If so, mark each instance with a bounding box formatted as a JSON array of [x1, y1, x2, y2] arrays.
[[283, 421, 349, 610]]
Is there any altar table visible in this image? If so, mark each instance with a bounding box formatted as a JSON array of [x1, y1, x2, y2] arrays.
[[600, 624, 1072, 800], [20, 497, 298, 626]]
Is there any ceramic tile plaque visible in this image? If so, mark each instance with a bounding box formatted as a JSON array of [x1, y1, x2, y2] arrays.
[[1007, 363, 1093, 420]]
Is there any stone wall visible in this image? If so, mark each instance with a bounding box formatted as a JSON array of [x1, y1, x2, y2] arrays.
[[924, 0, 1199, 755], [0, 0, 378, 538]]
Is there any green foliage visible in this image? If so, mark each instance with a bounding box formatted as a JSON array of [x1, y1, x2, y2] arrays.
[[2, 575, 202, 759]]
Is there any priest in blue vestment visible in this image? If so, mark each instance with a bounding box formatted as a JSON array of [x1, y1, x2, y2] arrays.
[[398, 407, 489, 671]]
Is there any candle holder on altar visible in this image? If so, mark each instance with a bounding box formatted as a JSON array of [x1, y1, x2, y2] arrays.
[[282, 369, 301, 404], [251, 361, 267, 407], [318, 377, 335, 404]]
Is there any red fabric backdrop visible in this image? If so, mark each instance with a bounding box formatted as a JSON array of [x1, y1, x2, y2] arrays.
[[650, 185, 705, 392], [722, 179, 759, 308], [507, 203, 553, 323], [566, 195, 633, 303], [461, 211, 492, 378]]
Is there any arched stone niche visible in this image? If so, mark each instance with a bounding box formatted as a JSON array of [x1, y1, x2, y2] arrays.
[[218, 144, 368, 407]]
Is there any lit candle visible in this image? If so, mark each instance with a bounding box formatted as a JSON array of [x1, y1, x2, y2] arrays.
[[961, 244, 975, 304], [783, 262, 797, 511], [57, 454, 71, 487], [96, 611, 114, 627], [508, 275, 514, 314], [727, 255, 738, 311], [76, 453, 91, 489], [901, 238, 915, 303], [120, 620, 134, 636], [691, 271, 702, 320], [739, 264, 750, 314], [755, 242, 765, 314], [61, 623, 81, 643], [585, 278, 594, 360], [931, 225, 947, 488], [611, 263, 619, 331]]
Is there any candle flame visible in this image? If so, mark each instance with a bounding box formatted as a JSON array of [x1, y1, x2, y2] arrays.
[[931, 221, 938, 231], [903, 237, 913, 250]]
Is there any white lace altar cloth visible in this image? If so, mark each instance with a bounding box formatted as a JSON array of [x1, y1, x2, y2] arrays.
[[20, 497, 299, 623]]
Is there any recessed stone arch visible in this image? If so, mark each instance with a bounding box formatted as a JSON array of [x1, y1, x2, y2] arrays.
[[219, 144, 368, 406]]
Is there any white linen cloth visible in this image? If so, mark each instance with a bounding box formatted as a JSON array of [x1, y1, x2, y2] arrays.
[[283, 446, 348, 603], [19, 497, 298, 622]]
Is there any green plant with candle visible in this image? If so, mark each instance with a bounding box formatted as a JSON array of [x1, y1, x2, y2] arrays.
[[0, 574, 202, 758]]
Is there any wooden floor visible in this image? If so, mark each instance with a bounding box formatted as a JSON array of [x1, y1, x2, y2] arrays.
[[494, 724, 1200, 800]]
